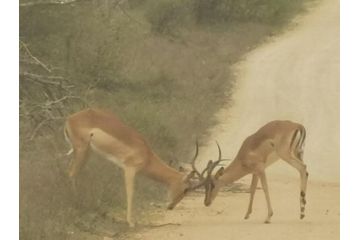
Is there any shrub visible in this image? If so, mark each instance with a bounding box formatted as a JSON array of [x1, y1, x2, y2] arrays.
[[145, 0, 190, 34], [192, 0, 304, 25]]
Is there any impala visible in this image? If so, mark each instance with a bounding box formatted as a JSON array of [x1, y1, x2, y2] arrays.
[[64, 108, 203, 227], [202, 120, 308, 223]]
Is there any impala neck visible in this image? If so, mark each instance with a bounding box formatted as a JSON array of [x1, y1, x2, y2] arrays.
[[143, 153, 184, 186], [219, 159, 250, 185]]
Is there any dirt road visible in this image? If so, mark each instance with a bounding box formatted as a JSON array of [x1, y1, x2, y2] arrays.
[[139, 181, 339, 240], [139, 0, 339, 239], [199, 0, 339, 182]]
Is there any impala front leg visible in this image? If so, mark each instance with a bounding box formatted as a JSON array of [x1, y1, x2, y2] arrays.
[[245, 174, 258, 219], [124, 167, 136, 227], [68, 146, 89, 199], [259, 171, 273, 224]]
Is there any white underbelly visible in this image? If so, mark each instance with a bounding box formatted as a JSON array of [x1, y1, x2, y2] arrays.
[[90, 143, 125, 169]]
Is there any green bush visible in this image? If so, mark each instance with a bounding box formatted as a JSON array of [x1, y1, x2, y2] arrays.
[[144, 0, 305, 33], [145, 0, 190, 34], [192, 0, 304, 25]]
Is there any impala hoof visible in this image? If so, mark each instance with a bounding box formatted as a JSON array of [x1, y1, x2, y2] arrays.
[[264, 215, 272, 224], [300, 214, 305, 219]]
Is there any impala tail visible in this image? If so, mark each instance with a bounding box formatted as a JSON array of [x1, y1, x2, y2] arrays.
[[64, 124, 74, 156], [290, 125, 306, 161]]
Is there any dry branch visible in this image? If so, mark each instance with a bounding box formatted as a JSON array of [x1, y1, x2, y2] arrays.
[[20, 72, 65, 86], [146, 223, 181, 228], [21, 72, 64, 80], [19, 0, 81, 7], [28, 116, 64, 140], [20, 41, 52, 73], [44, 95, 82, 107]]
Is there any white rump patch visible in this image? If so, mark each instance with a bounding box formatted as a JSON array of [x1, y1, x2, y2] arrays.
[[64, 126, 74, 156], [66, 148, 74, 156]]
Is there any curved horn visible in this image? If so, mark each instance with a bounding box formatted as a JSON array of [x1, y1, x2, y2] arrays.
[[216, 140, 222, 162], [191, 141, 199, 163], [187, 160, 213, 191], [190, 141, 202, 179], [207, 141, 225, 175]]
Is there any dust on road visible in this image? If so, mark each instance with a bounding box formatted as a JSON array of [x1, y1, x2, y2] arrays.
[[199, 0, 339, 183], [140, 180, 339, 240], [139, 0, 340, 239]]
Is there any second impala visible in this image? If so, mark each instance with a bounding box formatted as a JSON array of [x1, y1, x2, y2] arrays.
[[201, 120, 308, 224]]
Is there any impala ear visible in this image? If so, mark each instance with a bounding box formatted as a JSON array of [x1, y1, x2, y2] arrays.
[[178, 166, 186, 172], [214, 167, 224, 179]]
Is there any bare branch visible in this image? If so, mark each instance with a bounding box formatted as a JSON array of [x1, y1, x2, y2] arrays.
[[28, 116, 64, 140], [44, 95, 82, 107], [20, 72, 64, 86], [28, 118, 49, 140], [19, 0, 82, 7], [147, 223, 181, 228], [20, 41, 52, 73]]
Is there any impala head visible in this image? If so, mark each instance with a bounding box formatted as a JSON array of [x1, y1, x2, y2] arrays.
[[203, 142, 226, 207], [167, 170, 196, 210], [204, 165, 224, 206], [167, 142, 208, 210]]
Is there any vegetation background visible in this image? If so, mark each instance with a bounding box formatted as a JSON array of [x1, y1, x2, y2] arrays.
[[19, 0, 306, 239]]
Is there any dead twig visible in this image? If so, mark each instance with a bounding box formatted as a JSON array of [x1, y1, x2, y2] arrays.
[[20, 72, 74, 93], [20, 40, 52, 73], [146, 223, 181, 228], [19, 0, 83, 7], [28, 118, 50, 140], [28, 116, 64, 140], [20, 72, 64, 83], [44, 95, 81, 107]]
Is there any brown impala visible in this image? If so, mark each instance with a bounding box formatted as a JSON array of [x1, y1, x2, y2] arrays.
[[201, 120, 308, 223], [64, 108, 205, 227]]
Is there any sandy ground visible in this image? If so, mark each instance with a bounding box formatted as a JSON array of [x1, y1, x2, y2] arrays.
[[198, 0, 340, 182], [139, 180, 339, 240], [138, 0, 340, 239]]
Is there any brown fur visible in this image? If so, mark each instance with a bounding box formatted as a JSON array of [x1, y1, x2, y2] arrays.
[[204, 120, 308, 223], [65, 108, 195, 227]]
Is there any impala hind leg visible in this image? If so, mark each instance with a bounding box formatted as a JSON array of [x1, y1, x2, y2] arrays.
[[245, 174, 259, 220], [284, 157, 308, 219], [258, 171, 274, 223], [124, 167, 136, 227]]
